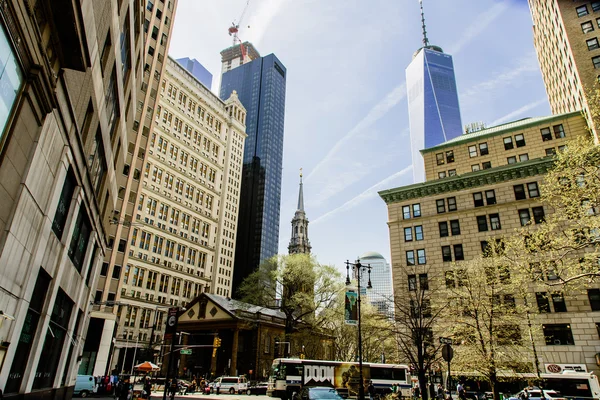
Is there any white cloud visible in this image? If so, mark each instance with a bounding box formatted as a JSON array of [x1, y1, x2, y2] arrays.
[[312, 165, 413, 225], [245, 0, 290, 46], [489, 97, 548, 126]]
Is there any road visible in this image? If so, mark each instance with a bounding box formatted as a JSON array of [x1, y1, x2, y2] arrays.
[[92, 394, 274, 400]]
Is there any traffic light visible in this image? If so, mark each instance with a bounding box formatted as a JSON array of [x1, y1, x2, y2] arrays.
[[213, 336, 221, 348], [216, 338, 221, 347]]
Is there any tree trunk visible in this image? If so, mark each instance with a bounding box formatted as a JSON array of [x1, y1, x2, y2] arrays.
[[490, 371, 500, 400], [418, 371, 429, 400]]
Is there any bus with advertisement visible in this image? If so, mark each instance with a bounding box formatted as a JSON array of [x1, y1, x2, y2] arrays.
[[267, 358, 411, 399]]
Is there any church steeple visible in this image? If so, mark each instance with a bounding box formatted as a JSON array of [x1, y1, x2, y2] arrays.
[[288, 169, 311, 255]]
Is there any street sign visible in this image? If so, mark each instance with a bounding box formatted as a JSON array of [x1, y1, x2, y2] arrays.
[[442, 344, 454, 362], [180, 349, 192, 355], [439, 337, 453, 345]]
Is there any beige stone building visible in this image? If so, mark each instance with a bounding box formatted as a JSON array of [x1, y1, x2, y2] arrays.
[[0, 0, 147, 397], [82, 0, 180, 377], [529, 0, 600, 139], [380, 111, 600, 375], [108, 56, 247, 374]]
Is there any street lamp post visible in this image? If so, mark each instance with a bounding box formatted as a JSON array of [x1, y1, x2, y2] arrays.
[[148, 305, 171, 363], [345, 259, 373, 400]]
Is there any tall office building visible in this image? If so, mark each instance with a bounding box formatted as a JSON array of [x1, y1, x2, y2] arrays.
[[82, 0, 179, 377], [528, 0, 600, 140], [288, 173, 311, 255], [358, 252, 394, 319], [380, 111, 600, 374], [176, 57, 213, 89], [219, 44, 287, 296], [220, 42, 261, 74], [108, 57, 246, 374], [0, 0, 144, 396], [406, 1, 463, 183]]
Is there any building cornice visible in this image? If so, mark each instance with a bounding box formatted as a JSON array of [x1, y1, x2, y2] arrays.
[[378, 157, 554, 204]]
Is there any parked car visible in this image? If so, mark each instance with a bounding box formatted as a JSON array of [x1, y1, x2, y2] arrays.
[[508, 389, 565, 400], [246, 381, 268, 395], [295, 386, 345, 400], [212, 376, 249, 394], [74, 375, 97, 398]]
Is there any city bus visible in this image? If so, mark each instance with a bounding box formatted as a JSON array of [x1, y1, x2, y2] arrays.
[[267, 358, 411, 399]]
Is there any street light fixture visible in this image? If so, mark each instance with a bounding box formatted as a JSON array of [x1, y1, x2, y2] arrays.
[[345, 259, 373, 400]]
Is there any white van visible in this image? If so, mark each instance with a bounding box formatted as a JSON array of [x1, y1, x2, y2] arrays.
[[213, 376, 248, 394], [74, 375, 97, 398]]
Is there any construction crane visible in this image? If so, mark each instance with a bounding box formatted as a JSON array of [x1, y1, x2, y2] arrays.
[[228, 0, 250, 46]]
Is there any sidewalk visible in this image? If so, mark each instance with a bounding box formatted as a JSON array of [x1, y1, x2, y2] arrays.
[[149, 392, 269, 400]]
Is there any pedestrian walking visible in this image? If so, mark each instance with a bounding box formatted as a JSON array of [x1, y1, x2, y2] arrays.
[[413, 383, 421, 400], [457, 382, 466, 400], [368, 381, 376, 400], [437, 384, 445, 400]]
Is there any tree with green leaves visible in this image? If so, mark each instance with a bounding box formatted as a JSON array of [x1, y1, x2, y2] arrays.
[[236, 253, 343, 342]]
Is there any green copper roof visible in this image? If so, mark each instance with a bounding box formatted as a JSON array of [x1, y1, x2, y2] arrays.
[[378, 157, 554, 204], [420, 111, 582, 154]]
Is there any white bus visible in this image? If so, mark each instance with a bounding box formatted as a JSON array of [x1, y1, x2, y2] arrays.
[[267, 358, 411, 399]]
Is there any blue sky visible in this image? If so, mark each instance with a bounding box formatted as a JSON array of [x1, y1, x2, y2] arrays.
[[169, 0, 549, 274]]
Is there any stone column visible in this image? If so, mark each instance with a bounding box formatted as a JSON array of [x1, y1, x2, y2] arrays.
[[230, 328, 240, 375]]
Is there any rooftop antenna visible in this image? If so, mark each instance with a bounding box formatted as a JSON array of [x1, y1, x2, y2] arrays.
[[419, 0, 430, 47]]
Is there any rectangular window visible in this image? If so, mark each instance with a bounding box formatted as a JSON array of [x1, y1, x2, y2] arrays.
[[406, 251, 415, 266], [446, 150, 455, 163], [553, 124, 566, 138], [588, 289, 600, 311], [419, 274, 429, 290], [543, 324, 574, 345], [402, 205, 411, 219], [593, 55, 600, 69], [404, 227, 413, 242], [587, 38, 600, 51], [593, 1, 600, 12], [583, 21, 595, 33], [482, 161, 492, 169], [477, 216, 488, 232], [438, 171, 447, 179], [519, 153, 529, 162], [489, 213, 501, 230], [479, 143, 488, 155], [577, 5, 589, 17], [447, 197, 457, 211], [541, 127, 553, 141], [536, 292, 550, 313], [408, 275, 416, 291], [485, 190, 496, 205], [442, 245, 452, 262], [545, 148, 556, 156], [532, 206, 545, 223], [88, 132, 107, 193], [417, 249, 426, 265], [503, 137, 514, 150], [112, 265, 122, 280], [468, 145, 477, 157], [527, 182, 540, 198], [450, 220, 461, 235], [473, 192, 484, 207], [436, 153, 445, 165], [68, 208, 92, 272], [515, 134, 526, 147], [52, 168, 76, 239], [454, 244, 464, 261], [100, 262, 108, 276], [439, 222, 449, 237], [552, 292, 567, 312], [415, 226, 424, 241], [519, 209, 531, 226], [471, 164, 480, 172], [412, 204, 421, 217], [436, 199, 446, 214], [448, 169, 456, 177], [514, 184, 526, 200], [507, 156, 517, 164]]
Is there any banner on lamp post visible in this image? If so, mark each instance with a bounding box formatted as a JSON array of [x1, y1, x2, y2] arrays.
[[345, 289, 358, 326]]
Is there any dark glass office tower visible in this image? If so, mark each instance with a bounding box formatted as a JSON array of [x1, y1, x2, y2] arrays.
[[220, 49, 287, 296]]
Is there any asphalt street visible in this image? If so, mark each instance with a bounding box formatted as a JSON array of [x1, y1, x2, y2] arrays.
[[91, 394, 274, 400]]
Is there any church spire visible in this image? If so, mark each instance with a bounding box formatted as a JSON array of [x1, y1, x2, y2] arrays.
[[288, 169, 311, 255], [297, 168, 304, 211]]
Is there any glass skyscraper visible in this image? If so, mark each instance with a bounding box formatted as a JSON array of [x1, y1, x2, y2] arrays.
[[220, 50, 287, 296], [406, 46, 463, 183], [358, 252, 394, 320]]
